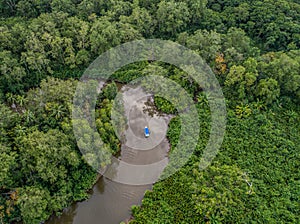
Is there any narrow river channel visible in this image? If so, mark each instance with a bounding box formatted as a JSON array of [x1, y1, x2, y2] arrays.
[[47, 85, 171, 224], [46, 177, 151, 224]]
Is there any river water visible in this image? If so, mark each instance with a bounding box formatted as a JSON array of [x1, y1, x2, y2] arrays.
[[47, 86, 171, 224], [46, 177, 151, 224]]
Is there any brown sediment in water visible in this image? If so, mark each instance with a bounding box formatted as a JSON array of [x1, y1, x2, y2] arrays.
[[46, 85, 173, 224]]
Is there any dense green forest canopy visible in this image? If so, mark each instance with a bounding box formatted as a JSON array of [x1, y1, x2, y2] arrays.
[[0, 0, 299, 223]]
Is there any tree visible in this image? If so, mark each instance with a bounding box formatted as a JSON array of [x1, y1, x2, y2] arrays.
[[0, 0, 17, 16], [18, 129, 80, 184], [256, 78, 280, 105], [183, 0, 208, 25], [23, 110, 35, 126], [17, 186, 51, 224], [222, 27, 258, 64], [0, 51, 26, 94], [185, 29, 221, 63], [102, 82, 118, 100], [106, 0, 133, 20], [0, 25, 14, 51], [221, 2, 250, 27], [21, 32, 51, 75], [16, 0, 51, 17], [5, 93, 16, 106], [45, 102, 67, 120], [90, 16, 142, 57], [50, 0, 77, 15], [26, 77, 77, 124], [120, 6, 155, 37], [0, 103, 19, 143], [156, 0, 190, 36], [62, 16, 91, 66], [224, 57, 259, 101], [246, 0, 300, 51], [0, 144, 16, 188], [192, 164, 253, 223], [73, 119, 112, 168], [95, 92, 124, 154], [89, 17, 121, 55], [258, 51, 300, 101], [117, 21, 143, 43], [21, 12, 79, 74]]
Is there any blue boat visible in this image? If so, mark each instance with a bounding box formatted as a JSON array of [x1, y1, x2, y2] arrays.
[[144, 126, 150, 137]]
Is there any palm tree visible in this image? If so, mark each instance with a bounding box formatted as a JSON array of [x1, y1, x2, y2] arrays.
[[284, 110, 298, 122], [5, 93, 16, 106], [46, 103, 67, 120], [14, 124, 26, 137], [24, 110, 35, 125], [16, 95, 26, 107]]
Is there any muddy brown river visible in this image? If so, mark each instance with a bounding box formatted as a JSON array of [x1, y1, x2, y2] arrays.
[[47, 86, 171, 224], [46, 177, 151, 224]]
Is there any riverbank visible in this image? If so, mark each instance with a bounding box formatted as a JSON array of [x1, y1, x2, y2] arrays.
[[47, 85, 173, 224]]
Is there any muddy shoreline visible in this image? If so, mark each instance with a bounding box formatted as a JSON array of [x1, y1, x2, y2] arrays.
[[46, 85, 173, 224]]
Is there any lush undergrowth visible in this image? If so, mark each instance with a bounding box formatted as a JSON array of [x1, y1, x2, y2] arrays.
[[1, 0, 300, 223], [130, 103, 300, 223]]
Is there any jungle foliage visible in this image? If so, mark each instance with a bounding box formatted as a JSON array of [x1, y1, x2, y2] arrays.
[[0, 0, 299, 223]]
